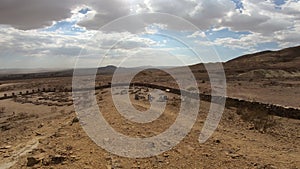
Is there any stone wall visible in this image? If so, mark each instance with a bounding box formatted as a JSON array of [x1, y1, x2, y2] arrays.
[[1, 83, 299, 119]]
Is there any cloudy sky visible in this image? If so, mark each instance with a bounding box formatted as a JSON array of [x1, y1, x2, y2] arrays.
[[0, 0, 299, 68]]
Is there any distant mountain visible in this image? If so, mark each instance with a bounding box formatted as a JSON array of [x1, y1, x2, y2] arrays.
[[0, 66, 119, 80], [1, 45, 299, 80], [0, 68, 68, 75], [0, 65, 154, 80]]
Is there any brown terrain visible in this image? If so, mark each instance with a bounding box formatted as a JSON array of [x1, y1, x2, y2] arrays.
[[0, 46, 299, 169]]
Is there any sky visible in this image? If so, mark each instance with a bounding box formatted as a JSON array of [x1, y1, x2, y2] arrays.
[[0, 0, 299, 68]]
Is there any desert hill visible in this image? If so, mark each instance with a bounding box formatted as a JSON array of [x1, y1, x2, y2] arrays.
[[1, 45, 300, 81], [224, 45, 300, 78]]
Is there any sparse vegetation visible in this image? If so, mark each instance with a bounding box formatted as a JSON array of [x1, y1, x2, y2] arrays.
[[51, 107, 58, 114], [60, 109, 65, 114], [237, 107, 277, 132], [0, 106, 5, 113], [186, 86, 197, 91], [0, 106, 5, 116], [0, 45, 299, 168]]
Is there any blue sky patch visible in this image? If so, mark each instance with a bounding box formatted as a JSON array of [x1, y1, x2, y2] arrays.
[[273, 0, 286, 6], [205, 28, 251, 41], [79, 8, 91, 14], [231, 0, 244, 10], [42, 20, 86, 35]]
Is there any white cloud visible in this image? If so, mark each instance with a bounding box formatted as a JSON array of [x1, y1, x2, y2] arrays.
[[187, 31, 206, 38], [68, 5, 97, 23], [214, 33, 271, 49], [222, 0, 296, 35], [0, 24, 163, 68], [192, 0, 300, 52], [0, 0, 300, 68]]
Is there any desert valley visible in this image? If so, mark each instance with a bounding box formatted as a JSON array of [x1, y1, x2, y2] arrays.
[[0, 46, 299, 169]]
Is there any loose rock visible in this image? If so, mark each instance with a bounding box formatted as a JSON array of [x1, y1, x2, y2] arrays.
[[27, 157, 40, 167]]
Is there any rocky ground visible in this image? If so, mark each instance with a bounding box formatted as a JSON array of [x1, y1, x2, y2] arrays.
[[0, 85, 299, 169]]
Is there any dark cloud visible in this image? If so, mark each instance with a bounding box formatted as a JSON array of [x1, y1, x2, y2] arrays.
[[79, 0, 236, 32], [78, 0, 131, 30], [0, 0, 298, 36], [0, 0, 81, 30]]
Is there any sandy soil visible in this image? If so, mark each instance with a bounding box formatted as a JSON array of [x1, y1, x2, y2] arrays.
[[0, 86, 299, 169]]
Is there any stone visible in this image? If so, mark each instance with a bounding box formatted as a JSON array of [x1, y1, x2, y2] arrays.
[[35, 132, 42, 136], [202, 153, 211, 157], [214, 139, 221, 144], [163, 153, 169, 157], [0, 145, 12, 149], [72, 117, 79, 124], [27, 157, 40, 167], [228, 153, 242, 159], [50, 155, 66, 164], [38, 123, 44, 128], [156, 156, 165, 163], [3, 154, 10, 158], [70, 155, 80, 161]]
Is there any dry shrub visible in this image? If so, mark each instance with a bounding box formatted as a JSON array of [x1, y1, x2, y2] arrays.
[[186, 86, 197, 91], [19, 112, 29, 119], [237, 107, 276, 132], [0, 107, 5, 117], [60, 109, 65, 114], [8, 112, 36, 121], [170, 100, 179, 107], [51, 107, 58, 114], [0, 107, 5, 114]]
